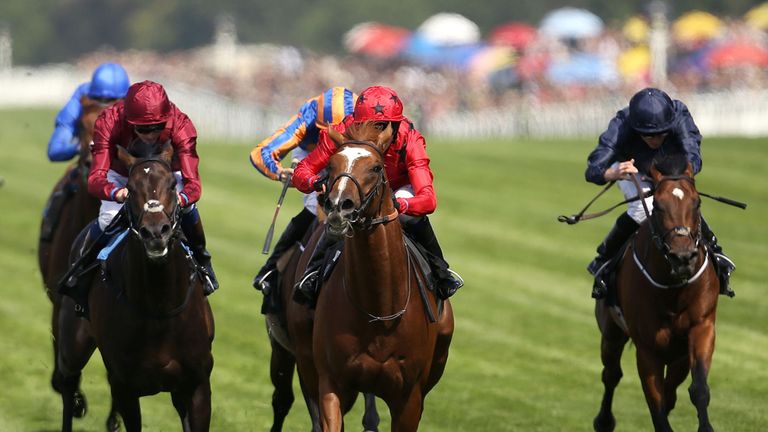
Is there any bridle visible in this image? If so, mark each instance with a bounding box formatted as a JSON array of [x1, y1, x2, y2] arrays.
[[326, 140, 398, 231], [630, 173, 708, 289], [124, 158, 181, 238]]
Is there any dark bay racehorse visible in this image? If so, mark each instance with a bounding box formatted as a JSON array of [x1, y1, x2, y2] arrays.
[[39, 96, 108, 417], [287, 122, 454, 431], [594, 156, 720, 432], [58, 143, 215, 432]]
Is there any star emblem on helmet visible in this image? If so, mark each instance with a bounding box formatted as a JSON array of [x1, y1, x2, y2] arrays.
[[373, 103, 385, 114]]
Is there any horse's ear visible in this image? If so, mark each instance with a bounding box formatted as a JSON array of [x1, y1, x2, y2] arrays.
[[684, 161, 694, 178], [650, 162, 663, 184], [117, 145, 137, 168], [158, 140, 174, 164], [327, 125, 344, 149], [376, 122, 394, 153]]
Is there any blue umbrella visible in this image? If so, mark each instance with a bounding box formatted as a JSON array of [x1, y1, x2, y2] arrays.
[[546, 52, 618, 85], [402, 34, 485, 69], [540, 7, 604, 39]]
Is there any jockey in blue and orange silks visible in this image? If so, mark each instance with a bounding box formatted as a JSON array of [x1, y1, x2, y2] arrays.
[[291, 85, 464, 307], [250, 87, 357, 313]]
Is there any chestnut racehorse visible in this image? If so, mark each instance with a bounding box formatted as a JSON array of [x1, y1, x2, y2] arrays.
[[39, 96, 109, 418], [594, 155, 720, 432], [288, 121, 454, 431], [58, 143, 215, 432]]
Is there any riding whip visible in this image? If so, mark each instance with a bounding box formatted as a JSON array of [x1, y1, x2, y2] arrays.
[[262, 159, 299, 254]]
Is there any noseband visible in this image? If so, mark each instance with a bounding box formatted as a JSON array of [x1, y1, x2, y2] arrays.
[[125, 158, 181, 237], [327, 140, 398, 230]]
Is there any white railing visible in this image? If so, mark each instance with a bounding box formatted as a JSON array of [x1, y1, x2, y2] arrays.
[[2, 67, 767, 140]]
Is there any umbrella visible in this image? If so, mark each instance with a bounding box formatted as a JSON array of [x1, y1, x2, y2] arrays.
[[706, 42, 768, 69], [546, 52, 618, 85], [617, 46, 650, 79], [417, 13, 480, 46], [468, 46, 516, 80], [622, 16, 649, 44], [488, 22, 537, 50], [402, 34, 485, 69], [539, 7, 604, 39], [745, 2, 768, 30], [343, 22, 411, 58], [672, 11, 723, 43]]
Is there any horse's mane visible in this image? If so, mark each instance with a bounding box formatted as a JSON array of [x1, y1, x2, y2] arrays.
[[653, 154, 689, 176], [344, 121, 383, 142]]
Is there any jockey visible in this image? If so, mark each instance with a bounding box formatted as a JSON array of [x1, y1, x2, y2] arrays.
[[586, 87, 735, 299], [47, 62, 130, 162], [64, 80, 218, 313], [250, 87, 357, 313], [41, 63, 130, 242], [291, 85, 464, 307]]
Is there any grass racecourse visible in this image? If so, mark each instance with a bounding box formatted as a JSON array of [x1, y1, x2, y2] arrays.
[[0, 108, 766, 431]]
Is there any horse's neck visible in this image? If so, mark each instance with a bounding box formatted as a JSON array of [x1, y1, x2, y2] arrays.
[[344, 221, 409, 312], [123, 236, 191, 310]]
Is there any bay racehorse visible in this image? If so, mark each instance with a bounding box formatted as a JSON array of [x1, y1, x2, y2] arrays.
[[594, 155, 720, 432], [58, 142, 215, 431], [39, 96, 109, 418], [288, 121, 454, 431], [265, 219, 380, 431]]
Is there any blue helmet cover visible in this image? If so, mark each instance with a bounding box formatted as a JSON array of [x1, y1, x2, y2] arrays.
[[88, 62, 130, 99]]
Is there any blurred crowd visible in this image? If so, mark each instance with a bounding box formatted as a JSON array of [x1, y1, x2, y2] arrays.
[[76, 7, 768, 126]]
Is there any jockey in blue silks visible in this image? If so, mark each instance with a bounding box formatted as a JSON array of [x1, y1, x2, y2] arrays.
[[585, 88, 735, 299]]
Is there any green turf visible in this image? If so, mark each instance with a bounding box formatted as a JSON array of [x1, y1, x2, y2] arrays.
[[0, 108, 766, 431]]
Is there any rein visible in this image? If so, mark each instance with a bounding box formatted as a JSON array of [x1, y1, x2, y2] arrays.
[[558, 181, 650, 224]]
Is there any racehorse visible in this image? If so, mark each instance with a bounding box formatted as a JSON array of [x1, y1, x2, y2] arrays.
[[594, 155, 720, 432], [287, 121, 454, 431], [39, 96, 109, 418], [58, 142, 215, 432], [264, 220, 381, 431]]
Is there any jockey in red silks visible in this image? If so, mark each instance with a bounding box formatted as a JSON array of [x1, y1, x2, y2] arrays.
[[250, 87, 357, 314], [64, 81, 217, 315], [291, 85, 463, 306]]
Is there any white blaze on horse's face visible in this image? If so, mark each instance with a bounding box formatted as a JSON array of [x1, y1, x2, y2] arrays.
[[672, 187, 685, 200], [332, 147, 374, 205], [144, 167, 151, 174]]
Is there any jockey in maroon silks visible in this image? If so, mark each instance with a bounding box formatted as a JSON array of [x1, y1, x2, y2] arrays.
[[291, 85, 463, 306], [64, 81, 217, 315]]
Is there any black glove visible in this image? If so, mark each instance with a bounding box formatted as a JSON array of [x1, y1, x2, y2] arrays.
[[312, 172, 329, 192], [392, 195, 401, 211]]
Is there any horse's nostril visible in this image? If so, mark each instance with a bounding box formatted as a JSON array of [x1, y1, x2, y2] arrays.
[[139, 227, 153, 240], [341, 199, 355, 211], [160, 224, 171, 235]]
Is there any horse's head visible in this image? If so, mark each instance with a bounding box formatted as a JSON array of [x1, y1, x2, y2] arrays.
[[78, 96, 114, 170], [322, 121, 396, 236], [117, 141, 179, 260], [649, 155, 702, 279]]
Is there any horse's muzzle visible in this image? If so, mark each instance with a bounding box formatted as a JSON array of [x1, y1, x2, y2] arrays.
[[668, 248, 699, 279], [138, 223, 173, 259]]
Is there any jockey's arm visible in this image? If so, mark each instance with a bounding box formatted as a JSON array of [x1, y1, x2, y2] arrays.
[[48, 83, 89, 161], [293, 129, 335, 193], [400, 131, 436, 217]]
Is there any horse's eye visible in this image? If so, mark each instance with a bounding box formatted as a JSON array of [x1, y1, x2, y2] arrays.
[[373, 165, 383, 173]]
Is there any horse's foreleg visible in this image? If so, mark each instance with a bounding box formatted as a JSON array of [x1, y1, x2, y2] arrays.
[[57, 299, 95, 429], [362, 393, 380, 432], [110, 384, 141, 432], [593, 302, 628, 432], [636, 346, 672, 432], [426, 300, 454, 395], [389, 387, 424, 432], [688, 323, 715, 432], [184, 379, 212, 432], [269, 336, 296, 432], [663, 356, 690, 416], [171, 389, 191, 431], [318, 375, 345, 432]]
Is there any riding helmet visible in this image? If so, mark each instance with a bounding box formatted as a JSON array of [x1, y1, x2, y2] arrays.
[[628, 88, 678, 134], [353, 86, 405, 123], [125, 80, 172, 125], [88, 63, 130, 100]]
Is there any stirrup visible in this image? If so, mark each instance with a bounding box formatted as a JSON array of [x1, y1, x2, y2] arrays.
[[254, 269, 275, 293], [447, 269, 464, 289], [297, 270, 319, 292]]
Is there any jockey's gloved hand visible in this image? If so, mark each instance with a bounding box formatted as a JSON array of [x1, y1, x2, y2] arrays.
[[312, 172, 329, 192], [392, 195, 401, 211]]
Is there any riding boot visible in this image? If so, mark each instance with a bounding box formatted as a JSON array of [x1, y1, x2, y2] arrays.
[[181, 209, 218, 295], [293, 229, 337, 308], [588, 212, 639, 299], [254, 207, 315, 294], [404, 217, 463, 300], [62, 220, 109, 319], [701, 217, 735, 297]]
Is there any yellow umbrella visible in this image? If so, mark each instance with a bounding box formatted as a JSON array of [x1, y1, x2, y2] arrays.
[[617, 46, 650, 79], [745, 2, 768, 29], [623, 16, 649, 43], [672, 11, 724, 42]]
